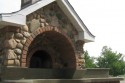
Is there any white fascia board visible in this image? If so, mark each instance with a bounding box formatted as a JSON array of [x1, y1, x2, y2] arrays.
[[1, 14, 25, 26], [84, 32, 95, 42], [78, 32, 94, 43]]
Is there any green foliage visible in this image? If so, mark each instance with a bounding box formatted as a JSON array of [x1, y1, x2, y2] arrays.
[[84, 51, 96, 68], [96, 46, 125, 76]]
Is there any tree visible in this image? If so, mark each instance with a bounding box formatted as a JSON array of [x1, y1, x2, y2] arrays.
[[96, 46, 125, 76], [84, 50, 96, 68]]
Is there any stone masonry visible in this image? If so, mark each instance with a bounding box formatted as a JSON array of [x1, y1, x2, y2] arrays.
[[0, 2, 85, 73]]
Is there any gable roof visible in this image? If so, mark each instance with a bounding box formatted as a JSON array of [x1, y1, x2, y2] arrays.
[[0, 0, 95, 42]]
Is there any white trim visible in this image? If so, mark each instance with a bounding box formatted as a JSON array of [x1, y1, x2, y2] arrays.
[[0, 14, 25, 26]]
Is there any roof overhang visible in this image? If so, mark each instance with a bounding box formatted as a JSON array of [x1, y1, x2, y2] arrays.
[[0, 0, 95, 42], [0, 14, 25, 26]]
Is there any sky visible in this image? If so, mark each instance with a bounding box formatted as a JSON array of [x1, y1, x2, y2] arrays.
[[0, 0, 125, 58], [0, 0, 21, 13], [69, 0, 125, 57]]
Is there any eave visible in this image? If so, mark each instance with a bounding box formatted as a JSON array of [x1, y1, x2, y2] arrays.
[[0, 0, 95, 42]]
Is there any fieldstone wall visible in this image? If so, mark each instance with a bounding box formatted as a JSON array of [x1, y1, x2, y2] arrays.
[[26, 2, 85, 69], [26, 2, 78, 43], [0, 26, 30, 67]]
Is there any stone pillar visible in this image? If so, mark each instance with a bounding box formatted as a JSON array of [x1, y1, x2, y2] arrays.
[[3, 26, 19, 67], [3, 26, 30, 67], [76, 40, 85, 69]]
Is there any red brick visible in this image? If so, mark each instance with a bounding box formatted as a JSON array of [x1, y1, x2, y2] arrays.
[[34, 30, 39, 36], [44, 27, 48, 31], [21, 63, 26, 67], [36, 28, 41, 34], [39, 28, 43, 33], [31, 33, 36, 38], [54, 27, 59, 32], [22, 59, 26, 63], [28, 36, 33, 41], [46, 26, 51, 31], [41, 28, 45, 32], [22, 54, 27, 59], [23, 46, 28, 51], [25, 42, 30, 47], [49, 26, 53, 31], [27, 38, 32, 44], [22, 50, 27, 55], [46, 26, 50, 31]]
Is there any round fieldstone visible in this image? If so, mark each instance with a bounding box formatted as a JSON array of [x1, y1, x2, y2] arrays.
[[80, 54, 84, 59], [21, 38, 26, 44], [40, 23, 45, 27], [15, 39, 21, 43], [17, 55, 21, 59], [78, 59, 84, 63], [5, 39, 17, 49], [6, 49, 17, 59], [14, 59, 20, 66], [16, 43, 23, 49], [15, 33, 23, 39], [37, 15, 41, 19], [50, 16, 59, 27], [40, 18, 46, 23], [14, 49, 22, 55], [23, 32, 30, 38], [6, 60, 15, 66], [30, 19, 40, 32], [22, 25, 29, 32], [45, 23, 49, 26]]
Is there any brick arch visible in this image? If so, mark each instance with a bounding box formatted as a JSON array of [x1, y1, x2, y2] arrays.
[[21, 26, 76, 69]]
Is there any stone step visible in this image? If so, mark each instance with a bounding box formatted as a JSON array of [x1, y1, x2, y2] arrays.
[[2, 67, 110, 80], [3, 77, 123, 83], [1, 67, 123, 83]]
